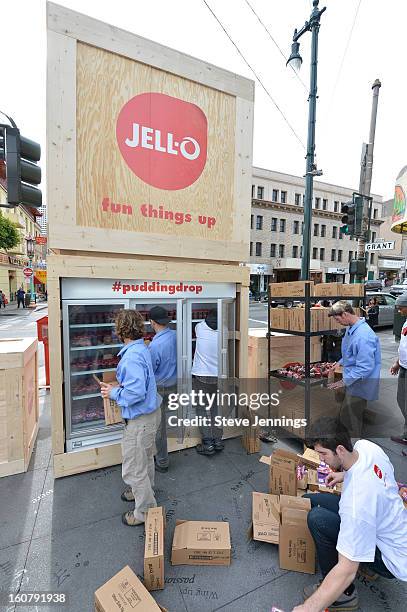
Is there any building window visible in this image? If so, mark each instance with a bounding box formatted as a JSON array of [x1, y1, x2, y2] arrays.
[[348, 251, 353, 262], [281, 190, 287, 203], [338, 250, 343, 262], [300, 245, 303, 257], [293, 220, 299, 234], [257, 186, 264, 199], [373, 209, 378, 219], [280, 219, 286, 232], [251, 185, 255, 198], [279, 244, 285, 258], [250, 242, 253, 256], [292, 245, 298, 258], [339, 230, 343, 240], [272, 189, 279, 202], [320, 248, 325, 261], [271, 218, 277, 231], [372, 231, 376, 241], [250, 214, 253, 229], [301, 221, 304, 234], [302, 194, 305, 205], [270, 243, 276, 257], [315, 197, 320, 209], [322, 199, 328, 210], [334, 201, 339, 212], [255, 242, 262, 256], [331, 249, 336, 261], [313, 223, 319, 237], [370, 253, 375, 264], [256, 215, 263, 230], [332, 226, 337, 238], [321, 224, 326, 237], [295, 193, 301, 206], [312, 247, 318, 259]]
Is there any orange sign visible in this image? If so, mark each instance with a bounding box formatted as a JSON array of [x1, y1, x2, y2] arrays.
[[35, 270, 47, 284], [35, 236, 47, 245]]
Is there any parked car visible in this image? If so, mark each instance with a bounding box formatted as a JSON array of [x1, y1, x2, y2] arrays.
[[364, 280, 382, 291], [389, 279, 407, 297], [365, 292, 397, 327]]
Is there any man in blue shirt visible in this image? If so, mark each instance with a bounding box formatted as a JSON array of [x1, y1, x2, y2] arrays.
[[100, 310, 160, 526], [328, 301, 381, 438], [149, 306, 177, 472]]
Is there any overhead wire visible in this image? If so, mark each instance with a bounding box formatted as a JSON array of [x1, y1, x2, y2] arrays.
[[243, 0, 308, 92], [202, 0, 306, 150]]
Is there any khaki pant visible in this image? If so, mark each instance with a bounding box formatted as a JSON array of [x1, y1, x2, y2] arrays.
[[121, 409, 161, 521]]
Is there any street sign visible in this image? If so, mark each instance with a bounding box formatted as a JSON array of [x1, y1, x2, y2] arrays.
[[23, 267, 33, 278], [365, 241, 395, 252], [35, 236, 47, 245]]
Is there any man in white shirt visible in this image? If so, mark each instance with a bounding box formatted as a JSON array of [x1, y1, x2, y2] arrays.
[[390, 293, 407, 446], [292, 416, 407, 612], [191, 309, 223, 455]]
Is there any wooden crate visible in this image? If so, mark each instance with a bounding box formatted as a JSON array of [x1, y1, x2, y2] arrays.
[[0, 338, 39, 477], [269, 281, 314, 298], [47, 3, 254, 263], [339, 284, 364, 297], [286, 308, 329, 333], [248, 329, 322, 378]]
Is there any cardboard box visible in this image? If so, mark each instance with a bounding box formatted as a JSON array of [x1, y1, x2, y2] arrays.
[[144, 507, 165, 591], [297, 448, 321, 470], [307, 469, 342, 495], [270, 308, 287, 330], [268, 449, 298, 497], [339, 284, 364, 297], [171, 520, 231, 566], [270, 281, 314, 298], [251, 492, 280, 544], [102, 371, 123, 425], [94, 566, 166, 612], [279, 496, 316, 574]]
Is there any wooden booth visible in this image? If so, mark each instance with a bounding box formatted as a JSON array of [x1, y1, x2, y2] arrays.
[[46, 3, 254, 477], [0, 338, 39, 477]]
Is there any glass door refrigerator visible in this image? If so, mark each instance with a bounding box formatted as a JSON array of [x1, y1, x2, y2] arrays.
[[61, 279, 237, 453]]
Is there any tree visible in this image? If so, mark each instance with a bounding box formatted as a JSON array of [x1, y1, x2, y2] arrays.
[[0, 211, 20, 251]]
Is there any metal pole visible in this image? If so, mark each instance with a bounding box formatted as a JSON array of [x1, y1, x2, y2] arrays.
[[357, 79, 381, 268], [301, 2, 323, 280]]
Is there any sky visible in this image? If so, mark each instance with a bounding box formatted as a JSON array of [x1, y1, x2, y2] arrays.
[[2, 0, 406, 202]]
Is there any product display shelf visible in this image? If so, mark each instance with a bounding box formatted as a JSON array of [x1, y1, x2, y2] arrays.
[[69, 323, 115, 329], [70, 344, 123, 352], [70, 367, 117, 377], [267, 284, 366, 436]]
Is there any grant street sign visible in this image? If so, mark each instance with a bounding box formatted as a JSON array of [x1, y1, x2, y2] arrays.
[[365, 241, 395, 252]]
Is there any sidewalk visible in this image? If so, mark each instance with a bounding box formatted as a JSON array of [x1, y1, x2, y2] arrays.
[[0, 329, 406, 611]]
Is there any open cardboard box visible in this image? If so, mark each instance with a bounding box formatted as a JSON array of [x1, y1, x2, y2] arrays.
[[260, 449, 298, 497], [251, 492, 280, 544], [95, 566, 168, 612], [101, 371, 123, 425], [171, 520, 231, 566], [279, 495, 316, 574]]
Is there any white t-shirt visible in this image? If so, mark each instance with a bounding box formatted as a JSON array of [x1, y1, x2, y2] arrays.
[[337, 440, 407, 581], [398, 321, 407, 368], [191, 320, 218, 377]]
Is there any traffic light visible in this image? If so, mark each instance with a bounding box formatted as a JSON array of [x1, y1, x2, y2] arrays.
[[340, 201, 355, 235], [0, 125, 42, 208]]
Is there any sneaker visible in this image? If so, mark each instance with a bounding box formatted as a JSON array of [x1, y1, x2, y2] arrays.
[[121, 511, 144, 526], [303, 582, 359, 611], [391, 436, 407, 446], [214, 440, 224, 452], [121, 487, 135, 502], [258, 430, 278, 444], [196, 443, 216, 456]]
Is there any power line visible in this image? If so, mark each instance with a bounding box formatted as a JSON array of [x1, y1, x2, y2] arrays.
[[202, 0, 305, 150], [327, 0, 362, 111], [244, 0, 308, 92]]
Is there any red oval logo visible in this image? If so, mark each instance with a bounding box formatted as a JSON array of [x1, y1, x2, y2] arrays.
[[374, 464, 382, 479], [116, 93, 208, 191]]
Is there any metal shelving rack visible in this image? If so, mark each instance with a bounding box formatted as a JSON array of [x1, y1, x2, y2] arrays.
[[267, 283, 366, 433]]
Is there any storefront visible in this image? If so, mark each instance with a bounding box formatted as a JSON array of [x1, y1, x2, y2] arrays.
[[378, 257, 405, 284], [325, 267, 347, 283], [0, 253, 30, 303], [249, 263, 273, 295]]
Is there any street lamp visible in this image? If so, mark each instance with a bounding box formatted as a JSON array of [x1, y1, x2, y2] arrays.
[[287, 0, 326, 280], [25, 234, 35, 300]]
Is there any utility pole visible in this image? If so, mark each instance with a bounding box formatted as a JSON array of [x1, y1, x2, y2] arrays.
[[356, 79, 381, 280]]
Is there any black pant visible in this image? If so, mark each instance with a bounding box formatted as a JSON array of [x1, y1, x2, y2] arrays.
[[304, 493, 395, 579], [17, 298, 25, 308]]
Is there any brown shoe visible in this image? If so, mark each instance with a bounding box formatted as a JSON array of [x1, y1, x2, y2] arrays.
[[121, 511, 144, 526], [121, 487, 135, 502]]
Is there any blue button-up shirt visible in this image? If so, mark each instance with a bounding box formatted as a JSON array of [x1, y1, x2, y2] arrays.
[[109, 339, 158, 419], [339, 318, 381, 401], [149, 327, 177, 387]]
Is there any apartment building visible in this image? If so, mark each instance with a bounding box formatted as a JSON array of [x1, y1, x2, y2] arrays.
[[250, 167, 383, 292]]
